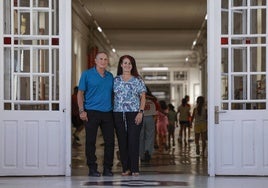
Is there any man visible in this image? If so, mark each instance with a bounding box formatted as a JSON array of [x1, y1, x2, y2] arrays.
[[77, 52, 114, 177]]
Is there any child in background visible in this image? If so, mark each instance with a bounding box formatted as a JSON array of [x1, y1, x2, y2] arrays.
[[191, 96, 207, 156], [167, 103, 177, 148], [156, 100, 169, 151]]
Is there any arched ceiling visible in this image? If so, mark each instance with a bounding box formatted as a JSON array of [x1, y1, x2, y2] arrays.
[[74, 0, 207, 69]]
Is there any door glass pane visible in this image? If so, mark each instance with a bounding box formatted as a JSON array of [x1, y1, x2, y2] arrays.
[[231, 102, 265, 110], [33, 0, 49, 7], [52, 49, 59, 100], [221, 48, 228, 73], [251, 0, 266, 6], [4, 1, 11, 34], [33, 76, 49, 100], [250, 9, 266, 34], [221, 11, 228, 34], [14, 48, 30, 73], [19, 0, 30, 7], [232, 9, 247, 34], [232, 75, 247, 100], [14, 76, 30, 100], [32, 11, 50, 35], [233, 0, 246, 6], [232, 48, 247, 72], [33, 49, 50, 73], [4, 48, 12, 100], [52, 0, 59, 35], [250, 47, 266, 72], [222, 103, 229, 110], [222, 0, 228, 9], [15, 104, 49, 110], [253, 75, 265, 99], [17, 12, 31, 35], [221, 75, 228, 100]]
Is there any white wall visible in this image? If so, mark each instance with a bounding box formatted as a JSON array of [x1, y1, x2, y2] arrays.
[[72, 11, 92, 88]]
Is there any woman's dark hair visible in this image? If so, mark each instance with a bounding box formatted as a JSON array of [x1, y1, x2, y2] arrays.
[[168, 103, 175, 112], [116, 55, 140, 77], [159, 100, 168, 111], [181, 98, 187, 107], [196, 96, 205, 116]]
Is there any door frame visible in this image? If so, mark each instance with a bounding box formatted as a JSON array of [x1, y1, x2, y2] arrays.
[[61, 0, 72, 176], [207, 0, 220, 176]]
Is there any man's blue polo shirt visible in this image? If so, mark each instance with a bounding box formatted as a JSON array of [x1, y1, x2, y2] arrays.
[[78, 67, 114, 112]]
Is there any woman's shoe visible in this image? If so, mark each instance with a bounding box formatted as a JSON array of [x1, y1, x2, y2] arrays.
[[132, 172, 139, 176], [121, 170, 131, 176]]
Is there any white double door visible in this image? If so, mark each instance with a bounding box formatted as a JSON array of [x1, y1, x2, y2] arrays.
[[0, 0, 72, 176], [208, 0, 268, 175]]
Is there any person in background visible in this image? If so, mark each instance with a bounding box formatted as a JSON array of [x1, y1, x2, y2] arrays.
[[167, 103, 177, 148], [191, 96, 207, 156], [113, 55, 146, 176], [139, 86, 158, 162], [77, 52, 115, 177], [71, 86, 84, 147], [156, 100, 169, 152], [184, 95, 193, 142], [177, 98, 191, 144]]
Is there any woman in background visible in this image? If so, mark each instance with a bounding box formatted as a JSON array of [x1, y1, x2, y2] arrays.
[[177, 98, 191, 144], [192, 96, 207, 156]]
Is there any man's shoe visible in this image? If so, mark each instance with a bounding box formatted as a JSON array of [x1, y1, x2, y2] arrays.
[[102, 169, 113, 176], [88, 170, 101, 177]]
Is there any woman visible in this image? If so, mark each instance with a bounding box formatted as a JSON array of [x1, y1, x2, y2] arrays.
[[177, 98, 191, 144], [113, 55, 146, 176], [191, 96, 207, 156]]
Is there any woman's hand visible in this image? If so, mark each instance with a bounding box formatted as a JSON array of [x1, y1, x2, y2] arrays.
[[135, 112, 143, 125]]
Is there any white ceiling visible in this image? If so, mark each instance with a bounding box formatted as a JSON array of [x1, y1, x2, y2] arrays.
[[75, 0, 207, 69]]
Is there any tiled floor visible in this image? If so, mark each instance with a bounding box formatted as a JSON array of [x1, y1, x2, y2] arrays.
[[71, 128, 207, 176], [1, 128, 267, 188]]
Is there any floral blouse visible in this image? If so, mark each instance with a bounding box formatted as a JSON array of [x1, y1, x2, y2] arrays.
[[113, 75, 146, 112]]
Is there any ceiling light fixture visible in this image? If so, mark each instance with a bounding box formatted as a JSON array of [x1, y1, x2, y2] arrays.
[[142, 67, 169, 71], [78, 1, 117, 56], [97, 26, 102, 33]]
